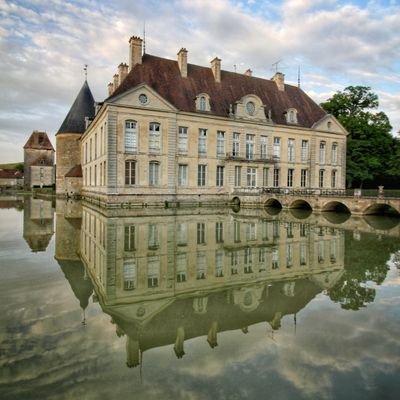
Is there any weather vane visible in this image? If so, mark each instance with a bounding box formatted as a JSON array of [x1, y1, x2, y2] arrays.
[[84, 64, 88, 80]]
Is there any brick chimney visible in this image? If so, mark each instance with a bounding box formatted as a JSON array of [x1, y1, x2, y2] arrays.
[[118, 63, 129, 85], [211, 57, 221, 83], [272, 72, 285, 91], [129, 36, 143, 71], [113, 73, 119, 90], [177, 48, 188, 78], [108, 82, 114, 96], [244, 69, 252, 77]]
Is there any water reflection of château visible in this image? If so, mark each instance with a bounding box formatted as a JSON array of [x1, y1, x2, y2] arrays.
[[74, 203, 345, 367]]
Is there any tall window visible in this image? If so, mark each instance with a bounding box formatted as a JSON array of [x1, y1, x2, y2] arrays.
[[301, 140, 308, 161], [233, 133, 240, 157], [124, 225, 136, 251], [331, 170, 337, 188], [178, 164, 188, 186], [300, 169, 307, 187], [273, 137, 281, 159], [260, 136, 268, 159], [198, 164, 206, 186], [263, 167, 269, 187], [149, 161, 160, 185], [216, 165, 224, 187], [197, 128, 208, 155], [196, 252, 206, 279], [287, 169, 294, 187], [125, 160, 136, 185], [234, 166, 241, 187], [234, 221, 241, 242], [149, 122, 160, 152], [148, 224, 159, 249], [197, 222, 206, 244], [199, 96, 206, 111], [147, 256, 160, 288], [273, 168, 280, 187], [123, 258, 136, 290], [247, 167, 256, 187], [178, 126, 188, 154], [288, 139, 295, 162], [332, 143, 338, 165], [177, 223, 187, 246], [176, 254, 187, 283], [217, 131, 225, 157], [215, 250, 224, 277], [246, 134, 255, 160], [215, 222, 224, 243], [319, 169, 325, 188], [94, 133, 97, 159], [320, 141, 326, 164], [125, 120, 137, 153]]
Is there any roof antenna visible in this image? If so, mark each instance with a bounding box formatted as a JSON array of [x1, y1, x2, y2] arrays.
[[297, 65, 301, 88], [234, 64, 237, 73], [143, 21, 146, 55], [272, 60, 281, 73], [84, 64, 88, 81]]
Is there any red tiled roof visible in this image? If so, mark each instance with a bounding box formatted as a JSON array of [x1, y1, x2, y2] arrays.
[[110, 54, 326, 128], [65, 164, 82, 178], [24, 131, 55, 151], [0, 169, 23, 179]]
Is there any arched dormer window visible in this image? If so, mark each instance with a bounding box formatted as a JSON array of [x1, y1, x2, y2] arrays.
[[195, 93, 211, 112], [286, 108, 298, 124]]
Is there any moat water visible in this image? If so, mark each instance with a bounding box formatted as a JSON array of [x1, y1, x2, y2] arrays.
[[1, 196, 400, 400]]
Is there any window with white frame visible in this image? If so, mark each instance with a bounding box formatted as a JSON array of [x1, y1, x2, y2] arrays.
[[260, 136, 268, 159], [247, 167, 256, 187], [125, 120, 137, 153], [215, 250, 224, 277], [287, 168, 294, 187], [300, 243, 307, 265], [178, 126, 188, 154], [244, 248, 253, 273], [288, 138, 295, 162], [233, 133, 240, 157], [216, 131, 225, 157], [216, 165, 224, 187], [197, 222, 206, 244], [246, 134, 255, 160], [272, 247, 279, 269], [178, 164, 188, 186], [215, 222, 224, 243], [273, 137, 281, 159], [331, 170, 337, 188], [124, 225, 136, 251], [199, 96, 206, 111], [125, 160, 136, 185], [263, 167, 269, 187], [301, 140, 308, 161], [246, 222, 256, 241], [149, 122, 160, 152], [149, 161, 160, 185], [231, 251, 239, 275], [148, 224, 159, 249], [286, 243, 293, 268], [286, 108, 298, 124], [273, 168, 280, 187], [198, 128, 207, 155], [320, 141, 326, 164], [196, 252, 206, 279], [301, 169, 307, 187], [123, 258, 136, 290], [177, 223, 187, 246], [234, 166, 241, 187], [332, 142, 338, 165], [319, 169, 325, 188], [198, 164, 206, 186], [234, 221, 241, 242], [147, 256, 160, 288], [176, 254, 187, 282]]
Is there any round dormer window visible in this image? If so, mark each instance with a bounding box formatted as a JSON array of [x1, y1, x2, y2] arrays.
[[246, 101, 255, 115], [139, 93, 148, 105]]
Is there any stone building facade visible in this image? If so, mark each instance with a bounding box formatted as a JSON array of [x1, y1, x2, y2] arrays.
[[23, 131, 55, 189]]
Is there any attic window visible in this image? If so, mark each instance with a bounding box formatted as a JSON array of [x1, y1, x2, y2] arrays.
[[195, 93, 210, 112], [286, 108, 298, 124], [327, 121, 332, 130]]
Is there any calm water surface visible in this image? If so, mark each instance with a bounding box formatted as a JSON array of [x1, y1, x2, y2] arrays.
[[0, 196, 399, 400]]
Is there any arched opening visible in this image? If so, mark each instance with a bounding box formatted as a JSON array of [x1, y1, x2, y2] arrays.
[[289, 200, 312, 210], [363, 204, 400, 217], [290, 208, 312, 219], [363, 215, 400, 230], [322, 211, 350, 224], [264, 198, 282, 216], [323, 201, 351, 214]]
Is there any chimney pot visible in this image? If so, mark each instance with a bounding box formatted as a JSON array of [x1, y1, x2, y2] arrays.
[[129, 36, 143, 71], [272, 72, 285, 91], [177, 48, 188, 78], [118, 62, 129, 85], [211, 57, 221, 83], [108, 82, 114, 96], [244, 69, 252, 77]]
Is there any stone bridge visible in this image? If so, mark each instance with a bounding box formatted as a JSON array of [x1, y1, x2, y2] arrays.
[[232, 188, 400, 217]]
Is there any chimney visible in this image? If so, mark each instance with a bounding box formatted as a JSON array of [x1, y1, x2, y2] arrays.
[[108, 82, 114, 96], [129, 36, 143, 71], [211, 57, 221, 83], [118, 63, 129, 85], [177, 48, 188, 78], [272, 72, 285, 91], [113, 74, 119, 90], [244, 69, 252, 77]]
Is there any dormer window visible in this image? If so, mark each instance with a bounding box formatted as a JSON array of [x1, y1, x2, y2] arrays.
[[286, 108, 298, 124], [195, 93, 210, 112], [246, 101, 255, 115]]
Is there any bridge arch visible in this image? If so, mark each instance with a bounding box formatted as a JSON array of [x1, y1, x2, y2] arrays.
[[363, 203, 400, 217], [322, 201, 351, 214], [264, 198, 282, 215], [289, 199, 312, 210]]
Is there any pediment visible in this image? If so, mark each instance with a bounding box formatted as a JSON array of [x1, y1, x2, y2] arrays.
[[312, 114, 348, 135], [108, 84, 178, 112]]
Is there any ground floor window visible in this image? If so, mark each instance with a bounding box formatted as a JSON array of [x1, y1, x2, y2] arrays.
[[149, 161, 160, 185], [247, 167, 256, 187], [198, 164, 207, 186], [273, 168, 280, 187], [125, 160, 136, 185]]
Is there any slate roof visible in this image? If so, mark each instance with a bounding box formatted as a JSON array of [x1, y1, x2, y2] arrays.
[[65, 164, 82, 178], [57, 80, 95, 135], [110, 54, 327, 128], [23, 131, 55, 151]]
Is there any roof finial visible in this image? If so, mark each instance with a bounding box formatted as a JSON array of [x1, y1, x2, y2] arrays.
[[297, 65, 301, 88], [143, 21, 146, 55], [84, 64, 88, 81]]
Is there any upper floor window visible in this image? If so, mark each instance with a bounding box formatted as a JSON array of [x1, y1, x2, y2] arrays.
[[198, 128, 207, 155], [178, 126, 188, 154], [217, 131, 225, 157], [149, 122, 160, 152], [125, 160, 136, 185], [216, 165, 224, 187], [273, 137, 281, 159], [301, 140, 308, 162], [196, 93, 210, 112], [233, 133, 240, 157], [246, 134, 255, 160], [260, 136, 268, 159], [286, 108, 298, 124], [319, 169, 325, 188], [332, 143, 338, 165], [288, 138, 295, 162], [247, 167, 256, 187], [198, 164, 207, 186], [331, 170, 337, 188], [125, 120, 137, 153], [320, 141, 326, 164], [178, 164, 188, 186]]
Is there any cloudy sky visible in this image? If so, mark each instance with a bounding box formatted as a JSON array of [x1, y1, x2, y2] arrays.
[[0, 0, 399, 163]]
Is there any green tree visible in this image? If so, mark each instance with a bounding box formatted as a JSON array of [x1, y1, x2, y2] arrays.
[[321, 86, 393, 188]]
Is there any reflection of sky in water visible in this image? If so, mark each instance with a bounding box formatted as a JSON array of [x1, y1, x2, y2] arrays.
[[0, 201, 399, 399]]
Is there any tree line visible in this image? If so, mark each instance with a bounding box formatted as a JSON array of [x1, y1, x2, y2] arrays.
[[320, 86, 400, 189]]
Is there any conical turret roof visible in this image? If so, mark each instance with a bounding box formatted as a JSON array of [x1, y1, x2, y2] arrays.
[[56, 80, 95, 135]]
